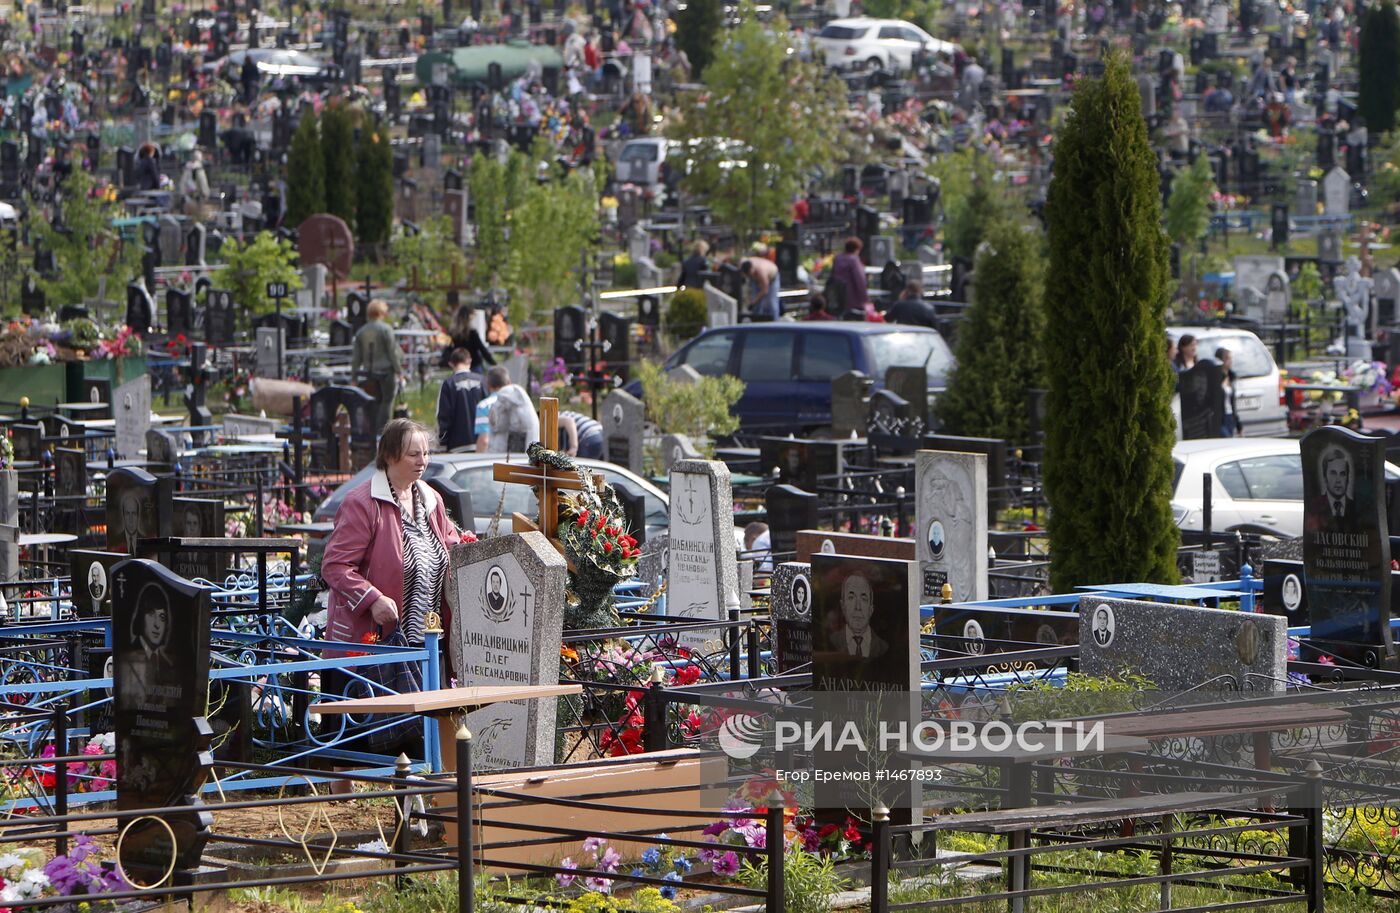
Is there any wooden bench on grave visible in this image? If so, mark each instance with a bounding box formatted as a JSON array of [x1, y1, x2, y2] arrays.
[[312, 685, 714, 868]]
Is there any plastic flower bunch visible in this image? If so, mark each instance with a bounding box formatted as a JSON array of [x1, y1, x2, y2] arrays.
[[0, 848, 51, 903], [40, 834, 128, 896], [557, 836, 622, 893]]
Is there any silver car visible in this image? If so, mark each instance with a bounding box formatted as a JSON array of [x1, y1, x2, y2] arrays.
[[1172, 438, 1400, 537]]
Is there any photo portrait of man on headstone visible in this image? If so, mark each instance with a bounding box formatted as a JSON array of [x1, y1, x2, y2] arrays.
[[838, 573, 887, 659], [121, 491, 143, 554], [121, 582, 173, 696], [1092, 605, 1114, 646], [84, 562, 108, 617], [1310, 445, 1356, 530]]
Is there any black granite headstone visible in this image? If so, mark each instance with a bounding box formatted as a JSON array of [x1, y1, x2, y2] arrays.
[[1300, 426, 1395, 666], [1178, 359, 1225, 440], [598, 311, 631, 382], [170, 498, 228, 583], [54, 447, 88, 500], [105, 468, 172, 556], [1260, 558, 1310, 626], [765, 484, 821, 559], [205, 288, 236, 346], [167, 289, 193, 337], [69, 550, 123, 619], [112, 558, 214, 877], [82, 378, 112, 419], [554, 305, 587, 370]]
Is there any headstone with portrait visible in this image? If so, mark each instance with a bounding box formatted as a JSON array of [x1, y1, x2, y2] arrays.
[[113, 375, 153, 461], [795, 530, 915, 564], [1079, 596, 1287, 692], [447, 532, 567, 769], [54, 447, 88, 499], [666, 460, 740, 653], [113, 558, 215, 879], [601, 389, 645, 475], [915, 450, 989, 602], [1300, 425, 1395, 666], [659, 433, 701, 476], [771, 561, 814, 673], [934, 605, 1077, 663], [69, 550, 123, 618], [765, 485, 821, 560], [1260, 558, 1310, 626], [810, 553, 920, 691], [105, 468, 172, 557], [169, 498, 228, 583], [80, 378, 113, 419]]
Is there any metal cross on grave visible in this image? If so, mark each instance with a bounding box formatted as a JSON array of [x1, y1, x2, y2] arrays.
[[491, 397, 586, 542]]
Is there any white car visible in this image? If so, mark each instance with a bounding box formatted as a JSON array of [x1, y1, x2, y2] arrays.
[[1169, 326, 1288, 437], [1171, 438, 1400, 538], [813, 18, 956, 72]]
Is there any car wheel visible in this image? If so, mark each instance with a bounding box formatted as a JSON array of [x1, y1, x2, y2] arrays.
[[866, 56, 884, 72]]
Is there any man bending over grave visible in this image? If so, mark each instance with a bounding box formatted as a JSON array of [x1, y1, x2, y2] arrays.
[[485, 366, 540, 454]]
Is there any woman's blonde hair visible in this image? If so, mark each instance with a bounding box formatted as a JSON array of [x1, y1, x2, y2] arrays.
[[367, 298, 390, 320]]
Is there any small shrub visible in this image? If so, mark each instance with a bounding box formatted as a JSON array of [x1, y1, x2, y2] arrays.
[[613, 261, 639, 289], [665, 287, 707, 340], [737, 848, 850, 913]]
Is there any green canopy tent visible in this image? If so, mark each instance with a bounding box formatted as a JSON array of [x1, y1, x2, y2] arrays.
[[414, 41, 564, 87]]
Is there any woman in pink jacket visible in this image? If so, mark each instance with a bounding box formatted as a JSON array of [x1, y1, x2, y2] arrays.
[[321, 419, 471, 686]]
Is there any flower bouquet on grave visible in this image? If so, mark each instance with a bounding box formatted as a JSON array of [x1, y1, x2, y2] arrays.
[[530, 442, 640, 630]]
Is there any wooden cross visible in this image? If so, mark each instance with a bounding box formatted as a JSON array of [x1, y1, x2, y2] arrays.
[[492, 397, 584, 541]]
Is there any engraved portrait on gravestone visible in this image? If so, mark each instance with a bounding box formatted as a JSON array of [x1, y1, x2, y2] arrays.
[[838, 574, 887, 659]]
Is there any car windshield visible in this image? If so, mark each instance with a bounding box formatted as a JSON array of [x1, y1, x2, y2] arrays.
[[865, 331, 954, 385], [620, 143, 659, 163], [818, 25, 866, 39], [1193, 333, 1274, 378]]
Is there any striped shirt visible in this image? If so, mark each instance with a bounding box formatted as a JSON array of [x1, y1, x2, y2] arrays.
[[399, 487, 449, 646]]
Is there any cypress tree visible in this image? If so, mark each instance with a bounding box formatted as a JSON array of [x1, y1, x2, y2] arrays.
[[1359, 0, 1400, 134], [937, 218, 1045, 444], [1043, 51, 1180, 591], [675, 0, 725, 77], [320, 101, 357, 226], [285, 111, 324, 226], [354, 120, 394, 248]]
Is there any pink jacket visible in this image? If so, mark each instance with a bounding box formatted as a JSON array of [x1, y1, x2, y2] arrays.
[[321, 471, 467, 657]]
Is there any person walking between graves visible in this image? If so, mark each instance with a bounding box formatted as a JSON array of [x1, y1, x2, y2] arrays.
[[322, 420, 470, 711], [134, 143, 161, 191], [741, 246, 781, 322], [442, 303, 496, 373], [241, 52, 260, 105], [484, 365, 540, 454], [180, 149, 210, 218], [827, 237, 869, 315], [437, 348, 489, 451], [885, 281, 938, 328], [1217, 347, 1241, 437], [678, 239, 710, 289], [352, 299, 404, 434], [558, 409, 604, 459]]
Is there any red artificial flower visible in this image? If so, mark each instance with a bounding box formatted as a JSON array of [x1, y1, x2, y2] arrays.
[[817, 823, 839, 839], [595, 516, 607, 530], [361, 631, 379, 645], [844, 825, 862, 842], [604, 541, 613, 553], [675, 665, 701, 686], [578, 510, 590, 526]]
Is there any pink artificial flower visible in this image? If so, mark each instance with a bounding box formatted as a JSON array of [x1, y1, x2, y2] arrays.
[[712, 851, 741, 876], [556, 857, 577, 887]]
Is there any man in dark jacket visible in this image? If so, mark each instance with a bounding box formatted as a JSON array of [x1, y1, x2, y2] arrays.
[[884, 281, 938, 329], [436, 348, 488, 450]]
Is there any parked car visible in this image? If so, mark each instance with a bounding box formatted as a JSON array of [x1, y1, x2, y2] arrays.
[[1171, 438, 1400, 538], [1168, 326, 1289, 438], [627, 323, 954, 434], [313, 453, 669, 539], [813, 18, 957, 72]]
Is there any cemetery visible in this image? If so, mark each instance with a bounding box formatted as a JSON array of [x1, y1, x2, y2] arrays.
[[8, 2, 1400, 913]]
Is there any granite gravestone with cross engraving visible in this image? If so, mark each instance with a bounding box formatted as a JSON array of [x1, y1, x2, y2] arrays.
[[447, 532, 567, 769], [668, 460, 739, 653], [1079, 596, 1287, 692], [170, 498, 227, 583], [771, 561, 814, 673], [1301, 425, 1395, 665], [70, 550, 123, 619], [602, 389, 644, 475], [113, 375, 152, 460], [915, 450, 988, 602], [113, 558, 214, 877], [106, 468, 171, 557]]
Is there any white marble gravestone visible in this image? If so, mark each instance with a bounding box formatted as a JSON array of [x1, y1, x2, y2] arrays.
[[667, 460, 739, 653], [113, 376, 152, 461], [915, 450, 989, 602], [704, 282, 738, 328], [447, 532, 567, 770]]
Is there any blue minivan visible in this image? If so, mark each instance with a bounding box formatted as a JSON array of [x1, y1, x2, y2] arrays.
[[634, 323, 955, 434]]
